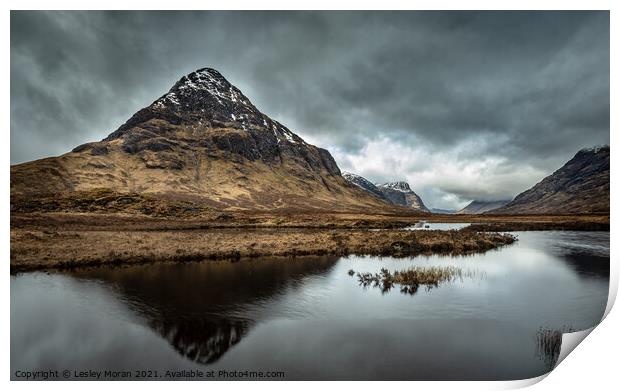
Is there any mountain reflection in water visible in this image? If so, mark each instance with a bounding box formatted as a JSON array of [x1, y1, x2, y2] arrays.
[[68, 256, 340, 364]]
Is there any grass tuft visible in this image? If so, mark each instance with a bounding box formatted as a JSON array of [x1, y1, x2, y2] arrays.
[[535, 326, 575, 370], [352, 266, 481, 295]]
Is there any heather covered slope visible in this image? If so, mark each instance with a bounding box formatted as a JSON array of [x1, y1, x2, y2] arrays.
[[493, 146, 609, 214], [11, 68, 393, 212]]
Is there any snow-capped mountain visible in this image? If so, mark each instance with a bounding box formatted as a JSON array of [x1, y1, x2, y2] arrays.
[[11, 68, 390, 212], [105, 68, 305, 147], [376, 182, 430, 212], [493, 145, 609, 214], [378, 181, 411, 193], [341, 172, 429, 212], [341, 172, 387, 200]]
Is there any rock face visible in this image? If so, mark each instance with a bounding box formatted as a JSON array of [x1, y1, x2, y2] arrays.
[[101, 68, 337, 173], [341, 173, 429, 213], [341, 172, 387, 200], [11, 68, 389, 212], [493, 146, 609, 214], [377, 182, 429, 212], [456, 200, 511, 215]]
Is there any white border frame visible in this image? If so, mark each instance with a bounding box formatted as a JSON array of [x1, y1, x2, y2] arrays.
[[3, 2, 616, 390]]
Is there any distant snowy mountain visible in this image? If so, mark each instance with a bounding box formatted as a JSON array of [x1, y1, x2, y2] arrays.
[[341, 173, 429, 212], [341, 172, 387, 200], [376, 181, 430, 212]]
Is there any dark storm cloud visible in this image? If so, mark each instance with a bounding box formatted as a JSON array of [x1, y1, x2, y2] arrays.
[[10, 11, 609, 208]]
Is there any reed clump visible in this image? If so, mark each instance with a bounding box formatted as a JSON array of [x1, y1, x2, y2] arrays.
[[535, 326, 575, 370], [352, 266, 478, 295]]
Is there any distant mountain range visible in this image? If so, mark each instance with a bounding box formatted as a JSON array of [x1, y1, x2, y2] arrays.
[[429, 208, 457, 215], [456, 200, 511, 214], [493, 146, 609, 214], [342, 172, 430, 212], [11, 68, 391, 212]]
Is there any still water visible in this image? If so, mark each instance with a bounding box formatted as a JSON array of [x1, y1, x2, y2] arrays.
[[11, 231, 609, 380], [405, 222, 472, 230]]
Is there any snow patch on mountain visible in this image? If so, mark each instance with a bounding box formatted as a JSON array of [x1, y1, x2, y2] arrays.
[[580, 144, 609, 154], [377, 181, 429, 212], [342, 173, 429, 212], [142, 68, 307, 147], [342, 172, 387, 200], [377, 181, 412, 192]]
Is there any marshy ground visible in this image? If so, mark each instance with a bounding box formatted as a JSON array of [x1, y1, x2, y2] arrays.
[[10, 224, 515, 273], [10, 210, 607, 273]]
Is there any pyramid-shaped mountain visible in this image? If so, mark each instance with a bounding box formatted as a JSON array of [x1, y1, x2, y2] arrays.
[[11, 68, 391, 212]]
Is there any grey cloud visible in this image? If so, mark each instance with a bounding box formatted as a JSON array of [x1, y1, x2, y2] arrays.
[[10, 11, 609, 208]]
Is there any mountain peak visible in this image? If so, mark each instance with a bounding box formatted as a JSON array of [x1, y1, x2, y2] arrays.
[[153, 67, 254, 114], [378, 181, 411, 192], [342, 172, 387, 200], [105, 67, 304, 145], [358, 179, 429, 212], [578, 144, 609, 155]]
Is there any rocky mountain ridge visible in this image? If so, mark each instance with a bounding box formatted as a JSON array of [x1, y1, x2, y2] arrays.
[[341, 172, 387, 200], [341, 172, 429, 212], [492, 146, 609, 214], [376, 182, 430, 212]]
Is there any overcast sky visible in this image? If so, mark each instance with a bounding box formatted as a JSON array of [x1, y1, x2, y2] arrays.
[[11, 11, 609, 209]]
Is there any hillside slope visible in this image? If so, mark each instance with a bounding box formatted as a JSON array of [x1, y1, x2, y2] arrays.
[[493, 146, 609, 214], [456, 200, 511, 215]]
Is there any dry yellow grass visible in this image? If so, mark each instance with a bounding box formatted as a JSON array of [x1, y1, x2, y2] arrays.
[[10, 200, 606, 273], [10, 226, 515, 273]]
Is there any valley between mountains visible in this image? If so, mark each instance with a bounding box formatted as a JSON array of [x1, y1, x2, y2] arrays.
[[10, 68, 609, 272]]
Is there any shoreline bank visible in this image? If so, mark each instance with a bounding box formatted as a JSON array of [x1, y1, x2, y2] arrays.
[[11, 227, 516, 273]]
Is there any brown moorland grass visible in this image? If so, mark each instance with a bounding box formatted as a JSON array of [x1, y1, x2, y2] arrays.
[[10, 210, 608, 232], [10, 227, 516, 273], [10, 207, 606, 273]]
